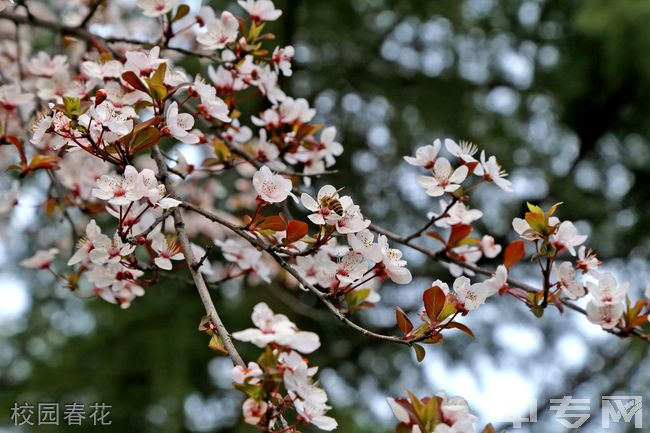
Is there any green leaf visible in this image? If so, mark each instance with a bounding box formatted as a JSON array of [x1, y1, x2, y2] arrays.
[[208, 334, 228, 355], [345, 288, 370, 309], [412, 344, 426, 362]]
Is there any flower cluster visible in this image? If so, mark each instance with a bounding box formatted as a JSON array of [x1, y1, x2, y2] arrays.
[[231, 303, 336, 431], [387, 390, 497, 433]]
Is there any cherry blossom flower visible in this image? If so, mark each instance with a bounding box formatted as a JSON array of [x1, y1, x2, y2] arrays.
[[272, 45, 295, 76], [317, 126, 344, 167], [576, 246, 601, 273], [252, 165, 293, 203], [215, 237, 270, 282], [136, 0, 176, 18], [482, 264, 508, 296], [479, 151, 512, 191], [28, 52, 68, 77], [88, 263, 145, 309], [238, 0, 282, 23], [452, 276, 488, 310], [445, 139, 482, 174], [193, 78, 230, 122], [294, 252, 336, 288], [404, 140, 441, 169], [586, 301, 624, 329], [432, 199, 483, 228], [84, 101, 133, 143], [0, 83, 34, 111], [149, 231, 184, 270], [480, 235, 501, 258], [293, 399, 337, 431], [139, 169, 181, 209], [448, 245, 482, 277], [512, 216, 560, 241], [301, 185, 343, 225], [89, 233, 136, 264], [92, 165, 145, 206], [165, 102, 200, 144], [81, 60, 124, 81], [553, 262, 585, 299], [387, 398, 411, 424], [232, 302, 320, 353], [232, 362, 263, 385], [333, 198, 370, 234], [378, 235, 412, 284], [20, 248, 59, 269], [241, 398, 267, 425], [437, 391, 479, 425], [586, 271, 628, 305], [333, 251, 367, 285], [551, 221, 587, 256], [125, 46, 165, 76], [68, 220, 111, 265], [278, 97, 316, 123], [347, 229, 382, 262], [417, 158, 468, 197], [197, 11, 239, 50]]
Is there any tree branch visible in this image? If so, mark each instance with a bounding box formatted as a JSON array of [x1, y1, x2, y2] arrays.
[[369, 222, 650, 342], [151, 145, 245, 367]]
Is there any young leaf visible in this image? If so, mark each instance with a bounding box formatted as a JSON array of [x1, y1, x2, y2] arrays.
[[482, 424, 498, 433], [446, 321, 475, 338], [257, 215, 286, 232], [121, 71, 149, 93], [413, 343, 426, 362], [208, 334, 228, 355], [504, 240, 526, 268], [423, 285, 446, 322], [285, 220, 309, 244], [447, 224, 472, 248], [396, 307, 414, 335], [173, 4, 190, 21]]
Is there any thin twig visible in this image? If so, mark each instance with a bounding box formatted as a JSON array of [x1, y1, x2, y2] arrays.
[[152, 145, 245, 367]]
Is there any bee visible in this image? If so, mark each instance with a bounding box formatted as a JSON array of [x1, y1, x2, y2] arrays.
[[320, 188, 345, 216]]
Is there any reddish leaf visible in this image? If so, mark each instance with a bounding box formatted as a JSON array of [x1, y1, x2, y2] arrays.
[[426, 230, 445, 244], [504, 240, 526, 268], [285, 220, 309, 244], [121, 71, 149, 93], [423, 285, 446, 322], [446, 321, 475, 338], [396, 307, 414, 335], [447, 224, 472, 248], [257, 215, 286, 232]]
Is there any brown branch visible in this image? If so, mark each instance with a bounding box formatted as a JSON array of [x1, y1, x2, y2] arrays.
[[78, 0, 102, 28], [178, 200, 432, 346], [404, 197, 458, 242], [151, 145, 245, 367], [0, 10, 213, 60], [369, 222, 650, 342]]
